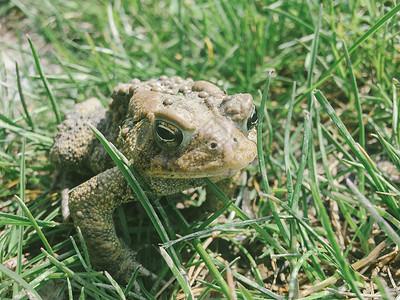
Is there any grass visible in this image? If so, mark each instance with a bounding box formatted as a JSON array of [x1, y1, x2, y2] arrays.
[[1, 0, 400, 299]]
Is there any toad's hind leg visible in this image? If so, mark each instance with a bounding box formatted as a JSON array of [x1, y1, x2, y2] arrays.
[[69, 167, 144, 283]]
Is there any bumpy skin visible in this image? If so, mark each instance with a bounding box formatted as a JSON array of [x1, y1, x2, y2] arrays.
[[50, 76, 258, 283]]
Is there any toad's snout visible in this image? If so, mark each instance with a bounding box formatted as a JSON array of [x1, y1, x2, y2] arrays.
[[173, 121, 257, 178]]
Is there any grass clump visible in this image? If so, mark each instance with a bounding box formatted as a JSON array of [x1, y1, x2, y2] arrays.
[[1, 0, 400, 299]]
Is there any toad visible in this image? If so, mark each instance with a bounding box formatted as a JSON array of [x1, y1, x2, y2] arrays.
[[50, 76, 258, 283]]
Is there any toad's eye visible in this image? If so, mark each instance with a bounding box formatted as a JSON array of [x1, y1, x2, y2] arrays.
[[154, 120, 184, 149], [246, 106, 258, 130]]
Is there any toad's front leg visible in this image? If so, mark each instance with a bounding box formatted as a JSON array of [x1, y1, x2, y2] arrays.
[[69, 166, 140, 283]]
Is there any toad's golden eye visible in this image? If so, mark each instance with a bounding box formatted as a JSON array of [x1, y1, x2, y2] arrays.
[[154, 120, 184, 149], [246, 106, 258, 130]]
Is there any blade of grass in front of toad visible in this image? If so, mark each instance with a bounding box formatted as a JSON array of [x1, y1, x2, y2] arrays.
[[258, 73, 288, 245], [159, 247, 193, 299], [287, 96, 312, 299], [88, 124, 195, 297], [287, 9, 322, 297], [257, 71, 271, 194], [256, 74, 290, 249], [88, 125, 166, 241], [104, 271, 127, 300], [89, 124, 235, 298], [124, 265, 141, 297]]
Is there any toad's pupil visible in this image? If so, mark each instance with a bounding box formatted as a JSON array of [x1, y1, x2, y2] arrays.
[[157, 125, 175, 141]]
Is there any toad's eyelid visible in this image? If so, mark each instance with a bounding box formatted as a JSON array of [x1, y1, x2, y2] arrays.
[[153, 108, 196, 131]]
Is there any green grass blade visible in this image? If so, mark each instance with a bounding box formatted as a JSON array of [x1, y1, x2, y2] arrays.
[[309, 181, 362, 298], [69, 236, 89, 271], [104, 271, 127, 300], [15, 62, 34, 129], [306, 4, 322, 108], [0, 116, 53, 145], [393, 79, 400, 147], [347, 179, 400, 247], [88, 124, 168, 241], [84, 33, 113, 93], [159, 247, 194, 299], [27, 35, 61, 124], [290, 105, 312, 208], [284, 82, 296, 205], [237, 282, 255, 300], [316, 113, 336, 192], [374, 276, 395, 300], [14, 195, 55, 257], [75, 226, 92, 269], [0, 263, 43, 300], [373, 131, 400, 174], [123, 265, 141, 296], [343, 40, 366, 200], [343, 41, 364, 147], [107, 3, 129, 64], [257, 72, 272, 193], [289, 249, 316, 299], [0, 213, 56, 227], [227, 236, 263, 286], [14, 139, 26, 297]]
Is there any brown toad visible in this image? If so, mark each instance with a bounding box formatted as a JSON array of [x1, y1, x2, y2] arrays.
[[50, 76, 258, 283]]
